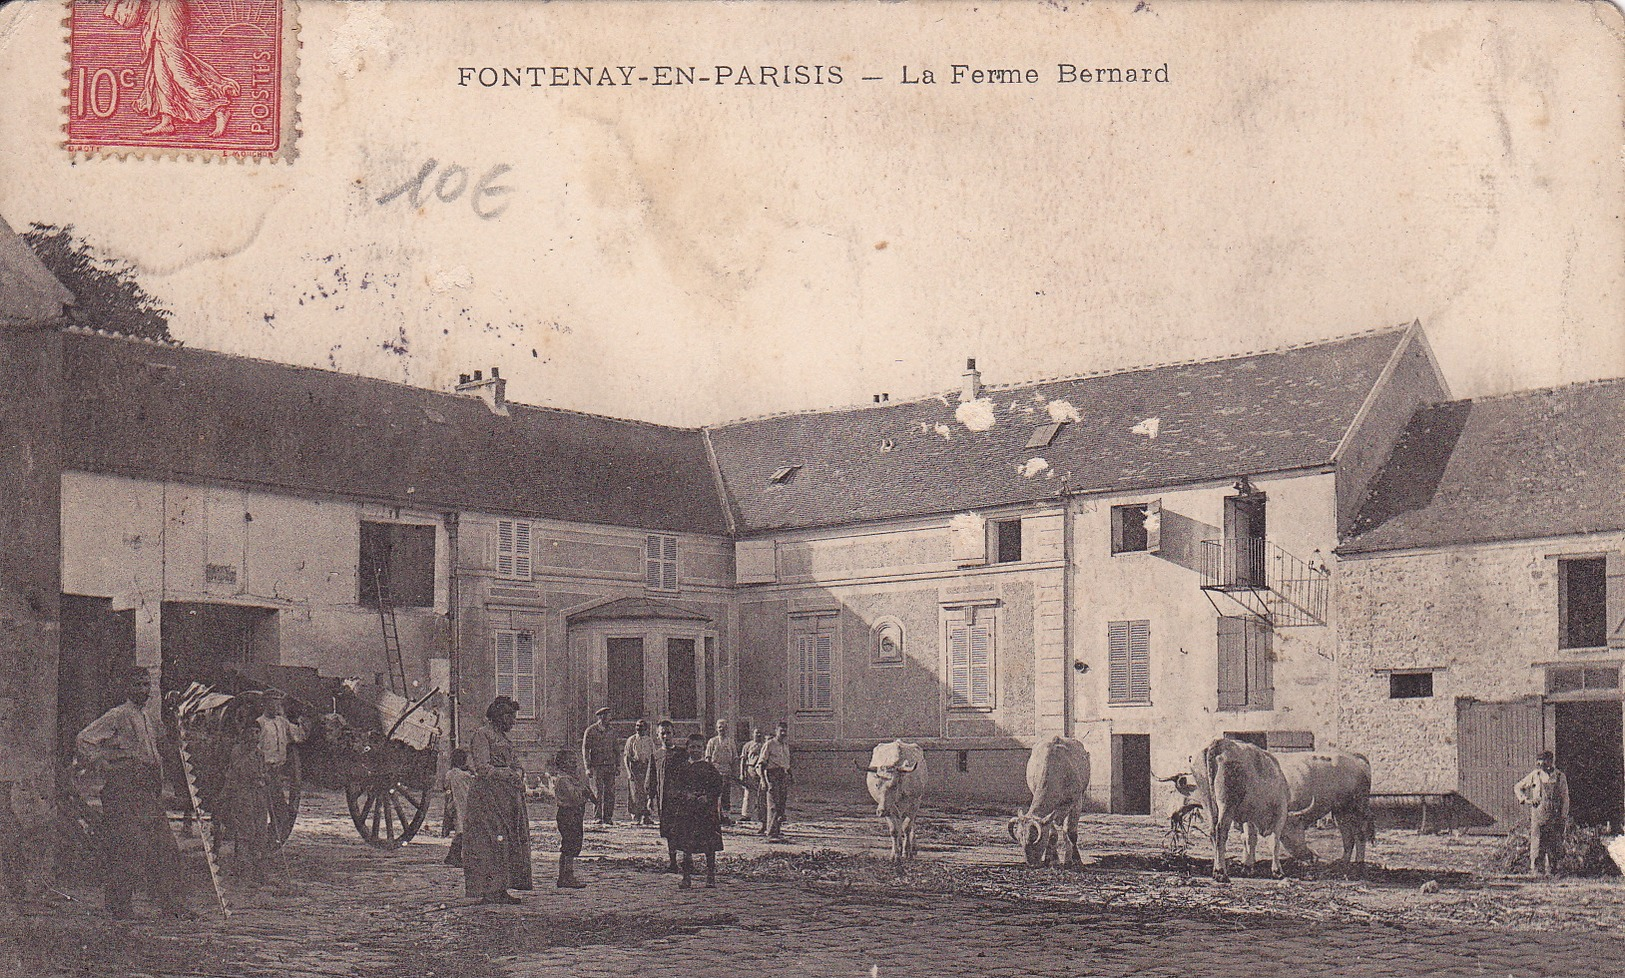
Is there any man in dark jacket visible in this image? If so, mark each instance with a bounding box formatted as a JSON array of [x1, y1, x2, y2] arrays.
[[644, 720, 685, 872]]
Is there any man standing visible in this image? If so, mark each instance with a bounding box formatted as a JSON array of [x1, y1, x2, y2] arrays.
[[581, 707, 619, 825], [623, 719, 655, 826], [738, 727, 768, 828], [256, 689, 306, 841], [757, 721, 793, 842], [76, 667, 192, 919], [645, 720, 684, 871], [704, 719, 737, 827], [1515, 750, 1570, 876]]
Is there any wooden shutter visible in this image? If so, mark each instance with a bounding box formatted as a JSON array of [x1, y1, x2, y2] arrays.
[[1129, 620, 1151, 703], [1108, 621, 1131, 704], [1216, 617, 1245, 710], [948, 620, 972, 707], [495, 631, 516, 702], [662, 536, 679, 590], [814, 633, 833, 710], [514, 631, 536, 717], [951, 514, 988, 567], [497, 520, 531, 579], [736, 539, 778, 585], [969, 619, 994, 707], [1247, 619, 1273, 710], [1608, 552, 1625, 648], [1145, 499, 1163, 554]]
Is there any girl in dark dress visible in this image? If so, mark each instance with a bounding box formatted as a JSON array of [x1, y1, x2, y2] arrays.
[[671, 732, 724, 889]]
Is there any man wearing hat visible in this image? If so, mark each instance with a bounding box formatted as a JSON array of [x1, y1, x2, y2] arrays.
[[75, 667, 193, 919], [581, 707, 620, 825], [257, 688, 308, 841], [1515, 749, 1570, 875]]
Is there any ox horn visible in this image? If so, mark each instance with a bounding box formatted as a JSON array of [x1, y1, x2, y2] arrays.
[[1288, 795, 1318, 819], [1006, 815, 1024, 844], [897, 760, 917, 774]]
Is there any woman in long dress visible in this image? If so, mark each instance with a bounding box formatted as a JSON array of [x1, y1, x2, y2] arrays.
[[461, 697, 532, 904]]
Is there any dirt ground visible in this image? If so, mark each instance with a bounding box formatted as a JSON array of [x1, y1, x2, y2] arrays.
[[7, 786, 1625, 977]]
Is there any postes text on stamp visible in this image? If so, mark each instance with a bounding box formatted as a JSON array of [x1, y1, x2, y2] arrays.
[[65, 0, 297, 160]]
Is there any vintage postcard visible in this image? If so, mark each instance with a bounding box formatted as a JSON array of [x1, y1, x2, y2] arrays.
[[1, 1, 1623, 976]]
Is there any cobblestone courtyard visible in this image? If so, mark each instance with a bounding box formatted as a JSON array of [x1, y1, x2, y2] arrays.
[[8, 789, 1625, 977]]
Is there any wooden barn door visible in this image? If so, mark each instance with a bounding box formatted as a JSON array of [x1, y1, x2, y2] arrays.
[[1457, 697, 1545, 834]]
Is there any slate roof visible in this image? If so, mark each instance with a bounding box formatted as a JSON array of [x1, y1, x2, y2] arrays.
[[0, 216, 74, 326], [61, 330, 729, 535], [707, 328, 1414, 534], [1340, 379, 1625, 554]]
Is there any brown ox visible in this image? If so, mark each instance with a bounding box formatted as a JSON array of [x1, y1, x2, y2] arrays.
[[1007, 736, 1091, 869]]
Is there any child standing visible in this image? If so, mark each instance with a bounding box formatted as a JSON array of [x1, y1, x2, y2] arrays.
[[543, 748, 596, 889]]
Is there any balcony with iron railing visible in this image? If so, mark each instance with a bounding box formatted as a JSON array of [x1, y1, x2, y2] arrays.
[[1199, 537, 1329, 627]]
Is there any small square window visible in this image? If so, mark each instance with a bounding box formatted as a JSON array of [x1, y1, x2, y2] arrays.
[[1389, 672, 1434, 699], [1112, 505, 1149, 553], [993, 519, 1022, 564], [1026, 422, 1065, 449]]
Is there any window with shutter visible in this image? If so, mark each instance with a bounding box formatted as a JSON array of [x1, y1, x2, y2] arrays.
[[494, 629, 538, 718], [948, 613, 995, 709], [497, 520, 532, 580], [792, 615, 836, 713], [646, 534, 679, 592], [1108, 620, 1150, 705], [1218, 616, 1271, 711]]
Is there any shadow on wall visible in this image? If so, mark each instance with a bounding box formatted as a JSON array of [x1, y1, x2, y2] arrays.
[[734, 583, 1045, 806], [1155, 509, 1219, 573]]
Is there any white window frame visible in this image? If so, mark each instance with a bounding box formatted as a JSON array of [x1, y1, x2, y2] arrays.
[[1107, 619, 1151, 706], [496, 519, 532, 581], [946, 607, 996, 710], [494, 628, 539, 719], [791, 614, 835, 714], [645, 534, 679, 592]]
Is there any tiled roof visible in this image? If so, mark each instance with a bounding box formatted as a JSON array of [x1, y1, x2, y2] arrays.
[[0, 216, 73, 326], [61, 330, 729, 535], [706, 329, 1413, 533], [1340, 379, 1625, 554]]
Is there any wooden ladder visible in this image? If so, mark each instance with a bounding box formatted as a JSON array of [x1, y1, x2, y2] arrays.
[[372, 564, 408, 695]]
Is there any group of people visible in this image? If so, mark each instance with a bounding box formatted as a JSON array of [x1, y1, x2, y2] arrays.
[[587, 712, 793, 841], [448, 701, 797, 902], [74, 667, 310, 918]]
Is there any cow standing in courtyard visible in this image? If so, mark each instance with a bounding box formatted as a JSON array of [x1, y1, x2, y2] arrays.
[[1182, 737, 1311, 882], [859, 741, 929, 862], [1275, 749, 1374, 877], [1007, 736, 1091, 869]]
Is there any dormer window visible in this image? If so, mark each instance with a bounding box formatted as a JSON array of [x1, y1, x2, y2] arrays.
[[770, 465, 801, 485], [1026, 422, 1065, 449]]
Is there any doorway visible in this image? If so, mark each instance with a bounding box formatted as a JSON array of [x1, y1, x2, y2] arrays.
[[1112, 734, 1151, 815], [1223, 493, 1267, 587], [160, 601, 278, 693], [1556, 700, 1624, 832], [57, 595, 136, 763]]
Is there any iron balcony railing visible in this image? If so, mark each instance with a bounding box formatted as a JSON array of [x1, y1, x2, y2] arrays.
[[1199, 538, 1329, 627]]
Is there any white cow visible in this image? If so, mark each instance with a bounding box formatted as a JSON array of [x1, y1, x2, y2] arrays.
[[1007, 736, 1091, 869], [859, 741, 929, 862], [1274, 749, 1375, 876], [1180, 737, 1313, 882]]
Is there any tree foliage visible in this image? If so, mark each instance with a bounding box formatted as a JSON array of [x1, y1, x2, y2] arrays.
[[23, 223, 172, 341]]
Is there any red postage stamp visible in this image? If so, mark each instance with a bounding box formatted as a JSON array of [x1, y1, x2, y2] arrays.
[[64, 0, 298, 160]]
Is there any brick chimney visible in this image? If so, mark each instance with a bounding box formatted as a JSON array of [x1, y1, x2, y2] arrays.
[[455, 366, 508, 416], [961, 358, 981, 402]]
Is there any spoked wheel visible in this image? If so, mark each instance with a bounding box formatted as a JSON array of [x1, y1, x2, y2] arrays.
[[346, 774, 431, 849]]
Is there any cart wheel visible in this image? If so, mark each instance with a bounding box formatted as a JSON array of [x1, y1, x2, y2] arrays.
[[346, 776, 430, 849]]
